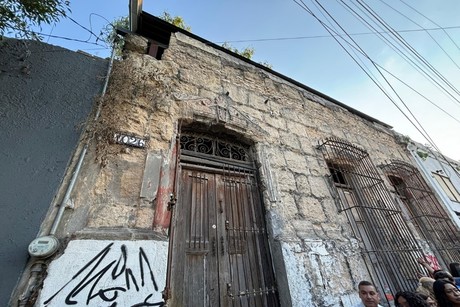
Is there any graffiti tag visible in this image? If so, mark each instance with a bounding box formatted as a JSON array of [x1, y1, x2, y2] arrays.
[[44, 243, 164, 306]]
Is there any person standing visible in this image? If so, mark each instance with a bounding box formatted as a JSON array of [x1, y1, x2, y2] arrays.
[[433, 279, 460, 307], [355, 280, 384, 307], [394, 291, 430, 307]]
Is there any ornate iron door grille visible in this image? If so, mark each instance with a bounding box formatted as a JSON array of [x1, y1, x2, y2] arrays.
[[381, 160, 460, 266], [180, 132, 251, 163], [318, 137, 424, 300]]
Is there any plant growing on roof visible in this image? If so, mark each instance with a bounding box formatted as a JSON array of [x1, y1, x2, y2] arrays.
[[417, 150, 429, 160], [159, 11, 191, 32]]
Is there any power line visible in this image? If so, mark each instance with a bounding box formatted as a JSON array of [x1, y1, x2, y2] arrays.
[[67, 16, 106, 44], [335, 0, 460, 109], [335, 0, 451, 151], [397, 0, 460, 53], [332, 0, 460, 122], [215, 24, 460, 44], [294, 0, 444, 154], [294, 0, 460, 177], [8, 26, 108, 47], [355, 0, 460, 102], [375, 0, 460, 70]]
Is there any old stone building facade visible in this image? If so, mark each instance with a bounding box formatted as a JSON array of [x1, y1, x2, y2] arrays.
[[10, 13, 460, 307]]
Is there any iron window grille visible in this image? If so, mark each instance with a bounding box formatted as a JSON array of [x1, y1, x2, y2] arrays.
[[318, 137, 424, 299], [381, 160, 460, 267], [432, 172, 460, 203]]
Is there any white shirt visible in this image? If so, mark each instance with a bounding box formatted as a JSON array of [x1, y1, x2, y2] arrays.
[[353, 303, 384, 307]]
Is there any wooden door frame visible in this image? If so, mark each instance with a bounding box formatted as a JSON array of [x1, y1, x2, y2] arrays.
[[165, 148, 279, 306]]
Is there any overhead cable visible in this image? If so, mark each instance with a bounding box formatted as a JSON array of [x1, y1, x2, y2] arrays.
[[335, 0, 460, 108], [397, 0, 460, 53], [294, 0, 460, 177], [375, 0, 460, 70], [294, 0, 441, 154]]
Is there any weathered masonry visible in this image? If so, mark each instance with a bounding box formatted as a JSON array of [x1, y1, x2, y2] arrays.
[[11, 12, 460, 307]]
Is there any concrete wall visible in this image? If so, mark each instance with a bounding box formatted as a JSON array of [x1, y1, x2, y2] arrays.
[[18, 31, 429, 306], [0, 38, 107, 305], [408, 142, 460, 227]]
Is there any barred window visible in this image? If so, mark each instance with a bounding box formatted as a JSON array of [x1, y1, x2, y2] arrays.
[[433, 172, 460, 203], [319, 137, 423, 299], [382, 160, 460, 266]]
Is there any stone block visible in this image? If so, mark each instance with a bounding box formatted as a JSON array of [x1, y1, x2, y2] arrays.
[[297, 196, 326, 222], [120, 165, 143, 198], [276, 169, 297, 193], [279, 130, 301, 151], [278, 191, 299, 219], [286, 119, 307, 137], [284, 151, 309, 174], [267, 146, 287, 168], [124, 34, 148, 54], [88, 202, 134, 228], [291, 219, 317, 240], [135, 206, 155, 229], [308, 175, 331, 198]]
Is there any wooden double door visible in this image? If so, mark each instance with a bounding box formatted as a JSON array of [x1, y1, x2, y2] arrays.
[[168, 163, 279, 306]]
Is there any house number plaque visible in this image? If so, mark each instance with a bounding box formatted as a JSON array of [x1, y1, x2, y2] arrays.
[[113, 132, 146, 148]]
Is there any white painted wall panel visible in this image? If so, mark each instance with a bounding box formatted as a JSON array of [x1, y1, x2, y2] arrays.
[[37, 240, 168, 306]]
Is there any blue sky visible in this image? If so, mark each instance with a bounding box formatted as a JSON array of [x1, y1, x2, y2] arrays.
[[17, 0, 460, 160]]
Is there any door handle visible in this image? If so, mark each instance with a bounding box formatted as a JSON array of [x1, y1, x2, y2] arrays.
[[227, 283, 233, 297]]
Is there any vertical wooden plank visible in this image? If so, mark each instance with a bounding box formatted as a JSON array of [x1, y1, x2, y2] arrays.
[[216, 173, 230, 307], [169, 169, 192, 306], [243, 175, 263, 307], [208, 173, 220, 307], [184, 255, 206, 306]]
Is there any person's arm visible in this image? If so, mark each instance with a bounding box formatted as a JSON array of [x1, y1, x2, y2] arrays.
[[417, 257, 435, 277]]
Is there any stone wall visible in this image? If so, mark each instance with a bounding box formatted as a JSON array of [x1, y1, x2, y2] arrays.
[[41, 31, 418, 306]]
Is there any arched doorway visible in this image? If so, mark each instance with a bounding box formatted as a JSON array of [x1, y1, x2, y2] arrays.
[[167, 130, 279, 307]]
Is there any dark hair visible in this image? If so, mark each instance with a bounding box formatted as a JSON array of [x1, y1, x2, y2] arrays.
[[433, 279, 458, 307], [358, 280, 374, 288], [434, 270, 455, 283], [418, 293, 428, 300], [358, 280, 379, 292], [394, 291, 429, 307], [450, 263, 460, 278]]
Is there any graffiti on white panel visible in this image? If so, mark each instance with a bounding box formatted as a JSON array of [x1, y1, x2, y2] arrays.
[[43, 242, 164, 306]]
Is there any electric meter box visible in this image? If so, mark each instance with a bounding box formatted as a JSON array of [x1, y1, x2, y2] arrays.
[[28, 236, 59, 258]]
